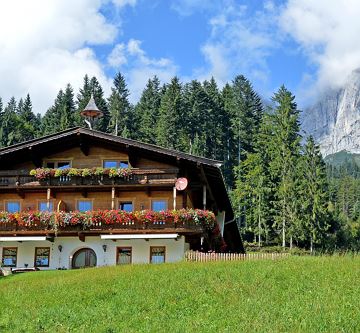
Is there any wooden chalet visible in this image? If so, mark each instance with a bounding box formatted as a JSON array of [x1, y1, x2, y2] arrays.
[[0, 126, 243, 270]]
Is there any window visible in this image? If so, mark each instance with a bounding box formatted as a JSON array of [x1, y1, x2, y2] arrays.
[[46, 161, 71, 169], [103, 160, 129, 168], [150, 247, 165, 264], [117, 247, 132, 265], [34, 247, 50, 267], [5, 201, 20, 213], [151, 200, 167, 212], [39, 201, 54, 212], [77, 200, 93, 212], [119, 201, 133, 212], [2, 247, 17, 267]]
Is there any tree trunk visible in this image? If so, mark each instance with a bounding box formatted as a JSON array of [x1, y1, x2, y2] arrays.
[[282, 216, 286, 248], [290, 235, 293, 250], [258, 215, 261, 247], [310, 237, 313, 253]]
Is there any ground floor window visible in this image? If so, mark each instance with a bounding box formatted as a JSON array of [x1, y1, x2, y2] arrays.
[[150, 246, 166, 264], [34, 247, 50, 267], [72, 248, 97, 269], [2, 247, 17, 267], [117, 247, 132, 264]]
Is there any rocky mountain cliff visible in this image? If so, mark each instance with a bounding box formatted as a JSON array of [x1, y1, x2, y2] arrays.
[[302, 69, 360, 156]]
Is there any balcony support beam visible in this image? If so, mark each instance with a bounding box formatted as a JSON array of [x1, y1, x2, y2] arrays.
[[111, 187, 115, 210]]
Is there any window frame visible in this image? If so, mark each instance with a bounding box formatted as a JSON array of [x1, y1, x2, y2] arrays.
[[38, 200, 55, 212], [43, 159, 72, 169], [4, 200, 21, 213], [102, 159, 130, 169], [118, 201, 134, 212], [2, 247, 18, 267], [34, 247, 51, 268], [150, 246, 166, 264], [150, 199, 168, 212], [76, 199, 94, 212], [116, 247, 132, 265]]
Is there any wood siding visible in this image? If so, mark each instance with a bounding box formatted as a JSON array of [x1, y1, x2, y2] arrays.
[[11, 145, 174, 170], [0, 190, 194, 211]]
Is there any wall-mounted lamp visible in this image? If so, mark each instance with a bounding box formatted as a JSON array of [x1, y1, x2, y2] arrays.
[[58, 245, 63, 252], [102, 244, 107, 252]]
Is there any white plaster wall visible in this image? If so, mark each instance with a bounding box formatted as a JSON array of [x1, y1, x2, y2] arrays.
[[0, 236, 186, 270], [216, 211, 226, 236]]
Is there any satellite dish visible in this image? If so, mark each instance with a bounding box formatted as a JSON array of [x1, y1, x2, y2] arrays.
[[175, 177, 188, 191]]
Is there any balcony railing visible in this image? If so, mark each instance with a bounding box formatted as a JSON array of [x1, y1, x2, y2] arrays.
[[0, 209, 216, 233], [0, 168, 178, 187]]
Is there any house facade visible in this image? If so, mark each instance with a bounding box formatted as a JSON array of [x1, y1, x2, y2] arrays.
[[0, 127, 242, 270]]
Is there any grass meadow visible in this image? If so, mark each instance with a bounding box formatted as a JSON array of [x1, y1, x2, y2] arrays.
[[0, 256, 359, 332]]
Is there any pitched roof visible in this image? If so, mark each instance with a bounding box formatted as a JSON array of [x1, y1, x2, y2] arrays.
[[0, 127, 222, 167]]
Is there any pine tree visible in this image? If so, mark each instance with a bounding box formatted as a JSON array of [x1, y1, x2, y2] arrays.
[[108, 72, 131, 136], [135, 76, 161, 144], [203, 77, 226, 160], [230, 75, 263, 164], [156, 77, 183, 149], [269, 86, 302, 248], [300, 136, 329, 252], [17, 94, 39, 141], [0, 97, 22, 146]]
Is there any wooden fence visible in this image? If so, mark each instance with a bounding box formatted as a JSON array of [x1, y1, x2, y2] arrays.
[[184, 251, 290, 262]]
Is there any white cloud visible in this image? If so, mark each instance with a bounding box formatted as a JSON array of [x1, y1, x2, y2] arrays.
[[0, 0, 135, 114], [280, 0, 360, 93], [197, 2, 279, 89], [112, 0, 137, 7], [108, 39, 178, 102]]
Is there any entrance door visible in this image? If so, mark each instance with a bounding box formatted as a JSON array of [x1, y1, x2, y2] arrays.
[[72, 248, 97, 269]]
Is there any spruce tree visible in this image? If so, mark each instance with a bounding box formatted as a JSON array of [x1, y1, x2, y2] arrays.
[[135, 76, 161, 144], [108, 72, 131, 136], [156, 77, 183, 149], [300, 136, 329, 252], [269, 86, 302, 248]]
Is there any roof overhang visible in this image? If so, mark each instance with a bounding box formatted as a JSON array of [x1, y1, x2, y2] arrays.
[[0, 236, 47, 242], [100, 233, 179, 240]]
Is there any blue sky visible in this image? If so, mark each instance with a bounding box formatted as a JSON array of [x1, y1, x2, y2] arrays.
[[0, 0, 359, 112]]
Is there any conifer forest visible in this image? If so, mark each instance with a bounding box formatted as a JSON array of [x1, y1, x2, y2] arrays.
[[0, 73, 358, 251]]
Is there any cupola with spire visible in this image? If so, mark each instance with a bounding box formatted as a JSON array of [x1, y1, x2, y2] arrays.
[[80, 94, 103, 129]]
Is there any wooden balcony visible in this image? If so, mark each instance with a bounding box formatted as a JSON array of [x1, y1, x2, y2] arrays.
[[0, 209, 215, 236], [0, 168, 178, 189]]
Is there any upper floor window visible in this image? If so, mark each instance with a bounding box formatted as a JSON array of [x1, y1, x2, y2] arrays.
[[39, 201, 54, 212], [46, 161, 71, 169], [119, 201, 133, 212], [77, 200, 93, 212], [5, 201, 20, 213], [151, 200, 167, 212], [2, 247, 17, 267], [103, 160, 129, 168]]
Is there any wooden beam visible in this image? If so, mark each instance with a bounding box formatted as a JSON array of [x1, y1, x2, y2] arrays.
[[199, 165, 217, 211], [78, 233, 85, 242]]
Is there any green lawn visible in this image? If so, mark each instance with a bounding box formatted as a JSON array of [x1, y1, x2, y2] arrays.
[[1, 256, 359, 332]]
